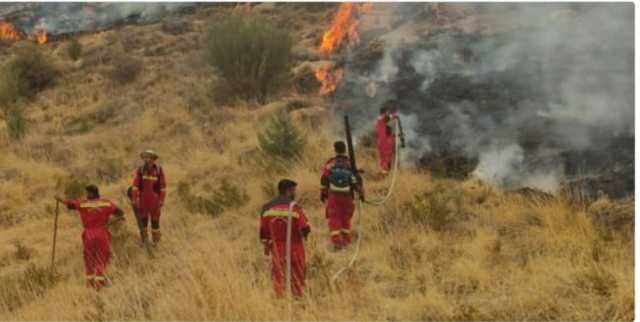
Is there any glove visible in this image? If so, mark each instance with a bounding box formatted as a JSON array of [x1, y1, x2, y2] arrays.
[[320, 191, 327, 203]]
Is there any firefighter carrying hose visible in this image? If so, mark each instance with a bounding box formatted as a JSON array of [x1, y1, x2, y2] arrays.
[[55, 185, 125, 290], [130, 150, 166, 246], [260, 179, 311, 298], [321, 141, 363, 251], [375, 101, 403, 175]]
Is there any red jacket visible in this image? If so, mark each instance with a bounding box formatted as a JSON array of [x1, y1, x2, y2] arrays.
[[260, 195, 310, 244], [63, 198, 119, 231], [131, 164, 166, 207]]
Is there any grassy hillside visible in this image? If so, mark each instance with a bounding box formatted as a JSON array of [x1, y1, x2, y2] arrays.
[[0, 4, 633, 320]]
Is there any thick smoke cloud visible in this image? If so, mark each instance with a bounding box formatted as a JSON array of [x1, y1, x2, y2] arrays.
[[0, 3, 195, 34], [337, 3, 633, 195]]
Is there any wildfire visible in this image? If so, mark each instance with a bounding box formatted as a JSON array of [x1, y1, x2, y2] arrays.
[[315, 66, 344, 96], [0, 21, 49, 44], [315, 3, 371, 96], [0, 21, 25, 41], [30, 29, 48, 45], [319, 3, 371, 54]]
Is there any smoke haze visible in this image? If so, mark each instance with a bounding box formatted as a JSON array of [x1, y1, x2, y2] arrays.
[[336, 3, 633, 195]]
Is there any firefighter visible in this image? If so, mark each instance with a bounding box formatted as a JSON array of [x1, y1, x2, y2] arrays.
[[55, 185, 125, 290], [321, 141, 362, 250], [375, 101, 403, 175], [130, 150, 166, 246], [260, 179, 311, 298]]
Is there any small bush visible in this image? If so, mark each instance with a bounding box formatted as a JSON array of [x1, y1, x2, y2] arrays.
[[13, 240, 32, 261], [0, 45, 57, 107], [258, 112, 305, 159], [5, 105, 27, 140], [178, 180, 249, 217], [108, 55, 143, 84], [204, 15, 292, 104], [211, 179, 250, 209], [67, 38, 82, 61], [177, 182, 223, 218]]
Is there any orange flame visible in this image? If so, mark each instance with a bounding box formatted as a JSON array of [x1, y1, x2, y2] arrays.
[[0, 21, 25, 41], [315, 66, 344, 96], [31, 29, 48, 44], [319, 3, 371, 54]]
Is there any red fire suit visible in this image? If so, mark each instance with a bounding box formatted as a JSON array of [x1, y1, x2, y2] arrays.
[[131, 165, 166, 241], [63, 198, 121, 290], [260, 196, 310, 298], [375, 113, 398, 174], [321, 155, 359, 248]]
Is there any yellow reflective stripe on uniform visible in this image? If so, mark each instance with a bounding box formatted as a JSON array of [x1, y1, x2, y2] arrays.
[[263, 208, 299, 219], [341, 229, 351, 233], [94, 276, 106, 281], [142, 176, 158, 181], [79, 201, 111, 208], [86, 275, 95, 280], [330, 230, 342, 236], [131, 186, 139, 190], [329, 184, 351, 192]]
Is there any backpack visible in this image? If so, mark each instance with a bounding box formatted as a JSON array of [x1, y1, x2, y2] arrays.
[[328, 158, 353, 191]]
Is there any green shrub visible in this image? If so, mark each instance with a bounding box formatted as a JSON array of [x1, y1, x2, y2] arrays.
[[67, 38, 82, 61], [108, 55, 142, 84], [211, 179, 250, 209], [5, 105, 27, 140], [204, 15, 292, 104], [13, 240, 32, 261], [0, 45, 56, 108], [258, 112, 305, 159], [177, 182, 223, 218]]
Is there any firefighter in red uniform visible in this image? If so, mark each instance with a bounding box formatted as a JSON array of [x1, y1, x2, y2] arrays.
[[260, 179, 311, 298], [375, 102, 403, 175], [321, 141, 363, 250], [131, 150, 166, 246], [56, 185, 124, 290]]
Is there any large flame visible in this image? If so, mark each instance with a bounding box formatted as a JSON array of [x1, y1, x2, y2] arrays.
[[315, 3, 370, 96], [319, 3, 371, 54], [0, 21, 48, 44], [0, 21, 25, 41]]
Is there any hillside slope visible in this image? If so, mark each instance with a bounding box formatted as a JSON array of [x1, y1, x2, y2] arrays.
[[0, 4, 633, 320]]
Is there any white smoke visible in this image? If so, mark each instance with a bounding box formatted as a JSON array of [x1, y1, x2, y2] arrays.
[[337, 3, 633, 194]]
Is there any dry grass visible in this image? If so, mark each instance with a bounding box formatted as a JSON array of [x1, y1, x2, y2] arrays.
[[0, 4, 633, 321]]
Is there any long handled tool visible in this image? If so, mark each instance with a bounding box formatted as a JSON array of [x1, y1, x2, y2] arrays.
[[50, 200, 60, 275]]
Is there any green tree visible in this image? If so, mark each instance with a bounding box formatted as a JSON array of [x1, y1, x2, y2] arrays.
[[204, 15, 292, 104], [258, 112, 305, 159], [0, 44, 56, 108]]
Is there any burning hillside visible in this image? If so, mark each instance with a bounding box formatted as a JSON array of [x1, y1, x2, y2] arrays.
[[318, 3, 634, 198], [0, 3, 197, 43]]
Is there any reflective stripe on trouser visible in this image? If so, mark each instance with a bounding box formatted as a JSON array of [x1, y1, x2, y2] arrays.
[[82, 230, 111, 290], [326, 193, 355, 246]]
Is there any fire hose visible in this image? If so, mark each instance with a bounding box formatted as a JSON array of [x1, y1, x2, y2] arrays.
[[332, 118, 402, 283], [364, 118, 402, 206]]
